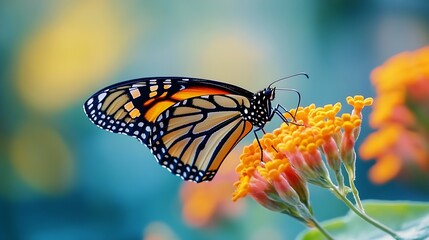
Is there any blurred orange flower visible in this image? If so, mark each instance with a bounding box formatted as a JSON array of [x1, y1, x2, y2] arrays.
[[180, 149, 244, 228], [359, 46, 429, 185]]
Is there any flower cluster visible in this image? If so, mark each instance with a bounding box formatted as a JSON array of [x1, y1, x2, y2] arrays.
[[233, 96, 373, 223], [359, 46, 429, 185]]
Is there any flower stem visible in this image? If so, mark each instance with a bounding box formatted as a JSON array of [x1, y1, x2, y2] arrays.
[[334, 169, 346, 194], [307, 217, 334, 240], [330, 186, 403, 240], [348, 176, 365, 213]]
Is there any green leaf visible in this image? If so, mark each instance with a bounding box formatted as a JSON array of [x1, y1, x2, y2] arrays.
[[298, 200, 429, 240]]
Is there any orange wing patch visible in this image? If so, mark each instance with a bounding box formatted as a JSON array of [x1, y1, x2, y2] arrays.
[[207, 120, 253, 171], [170, 87, 230, 101], [145, 100, 175, 122], [143, 86, 232, 123]]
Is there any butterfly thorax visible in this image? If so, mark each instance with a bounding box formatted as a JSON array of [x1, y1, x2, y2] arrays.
[[241, 88, 274, 127]]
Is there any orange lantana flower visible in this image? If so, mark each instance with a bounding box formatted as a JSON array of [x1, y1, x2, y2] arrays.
[[233, 96, 373, 218]]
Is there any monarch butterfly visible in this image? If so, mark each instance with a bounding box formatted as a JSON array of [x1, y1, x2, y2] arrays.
[[83, 74, 306, 182]]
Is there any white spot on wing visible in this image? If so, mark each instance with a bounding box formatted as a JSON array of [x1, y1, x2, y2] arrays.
[[132, 83, 146, 87], [98, 92, 107, 101]]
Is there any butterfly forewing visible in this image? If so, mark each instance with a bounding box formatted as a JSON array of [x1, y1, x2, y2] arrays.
[[84, 79, 178, 144]]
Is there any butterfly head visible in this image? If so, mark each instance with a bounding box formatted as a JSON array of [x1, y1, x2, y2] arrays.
[[245, 73, 308, 127], [262, 87, 276, 115], [265, 87, 276, 100]]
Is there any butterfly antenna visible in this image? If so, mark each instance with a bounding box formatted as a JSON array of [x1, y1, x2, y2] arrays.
[[268, 72, 309, 89]]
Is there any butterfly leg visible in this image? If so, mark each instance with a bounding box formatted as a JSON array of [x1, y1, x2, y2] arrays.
[[253, 127, 279, 162], [270, 104, 291, 123], [271, 104, 302, 126], [273, 86, 302, 119], [253, 127, 266, 161], [256, 101, 303, 162]]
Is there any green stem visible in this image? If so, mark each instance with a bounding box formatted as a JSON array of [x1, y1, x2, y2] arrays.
[[330, 186, 403, 240], [334, 169, 346, 194], [307, 217, 334, 240], [348, 174, 365, 213]]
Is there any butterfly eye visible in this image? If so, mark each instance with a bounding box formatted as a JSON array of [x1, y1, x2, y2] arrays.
[[264, 88, 275, 100]]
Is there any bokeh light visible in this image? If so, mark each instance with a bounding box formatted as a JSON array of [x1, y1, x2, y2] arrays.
[[14, 0, 136, 113], [10, 122, 74, 195]]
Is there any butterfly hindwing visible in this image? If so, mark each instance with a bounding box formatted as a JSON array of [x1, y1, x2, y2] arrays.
[[150, 94, 254, 182]]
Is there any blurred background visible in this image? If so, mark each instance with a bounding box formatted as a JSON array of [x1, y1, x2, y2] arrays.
[[1, 1, 429, 239]]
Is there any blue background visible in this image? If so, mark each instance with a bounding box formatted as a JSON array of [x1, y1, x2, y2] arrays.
[[1, 1, 428, 239]]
